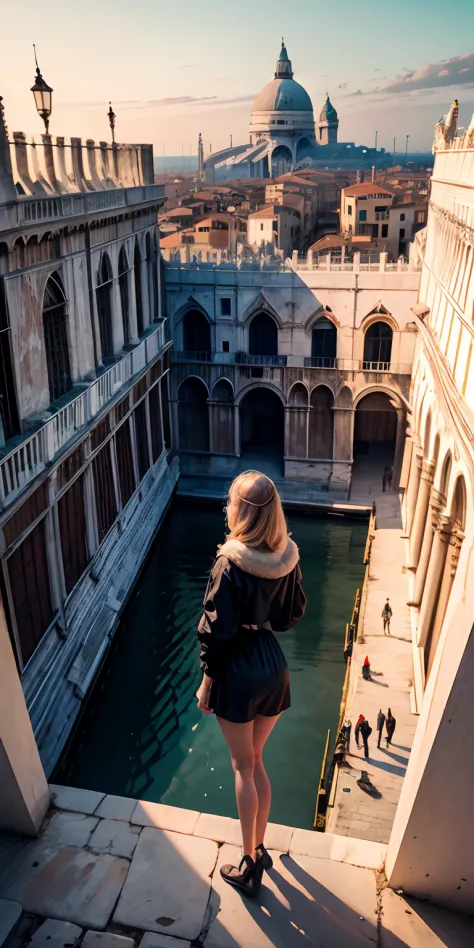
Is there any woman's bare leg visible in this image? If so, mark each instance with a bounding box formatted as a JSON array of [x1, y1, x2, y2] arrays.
[[253, 714, 280, 847], [217, 718, 257, 859]]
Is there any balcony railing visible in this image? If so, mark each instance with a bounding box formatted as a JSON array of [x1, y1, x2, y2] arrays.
[[172, 350, 412, 375], [304, 356, 337, 368], [0, 185, 165, 231], [0, 321, 167, 510], [235, 353, 287, 367]]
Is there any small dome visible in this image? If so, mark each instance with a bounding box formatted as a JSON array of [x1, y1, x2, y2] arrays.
[[252, 78, 313, 113], [320, 95, 338, 122]]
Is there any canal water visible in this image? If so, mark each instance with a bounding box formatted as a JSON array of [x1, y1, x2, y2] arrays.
[[58, 501, 366, 829]]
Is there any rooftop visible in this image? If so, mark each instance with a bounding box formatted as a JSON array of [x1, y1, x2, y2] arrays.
[[343, 183, 394, 198]]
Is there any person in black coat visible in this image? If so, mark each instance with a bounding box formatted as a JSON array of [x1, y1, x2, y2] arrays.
[[196, 470, 306, 896], [385, 708, 396, 747], [376, 709, 386, 748], [359, 719, 372, 758]]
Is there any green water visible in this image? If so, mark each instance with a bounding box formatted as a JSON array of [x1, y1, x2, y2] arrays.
[[59, 501, 366, 829]]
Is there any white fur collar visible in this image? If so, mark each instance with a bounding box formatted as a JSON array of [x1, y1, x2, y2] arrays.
[[217, 537, 299, 579]]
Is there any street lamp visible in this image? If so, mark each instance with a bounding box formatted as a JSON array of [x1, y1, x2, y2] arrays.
[[406, 134, 409, 156], [107, 102, 116, 144], [31, 45, 53, 134]]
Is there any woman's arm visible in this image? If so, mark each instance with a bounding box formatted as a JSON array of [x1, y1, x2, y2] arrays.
[[197, 556, 240, 680], [274, 564, 307, 631]]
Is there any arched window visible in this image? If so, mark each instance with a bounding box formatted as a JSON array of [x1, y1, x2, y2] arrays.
[[249, 313, 278, 356], [310, 317, 337, 367], [118, 247, 130, 346], [271, 145, 292, 177], [134, 242, 144, 336], [96, 253, 114, 360], [212, 379, 234, 453], [178, 377, 210, 451], [183, 309, 211, 358], [309, 386, 334, 458], [146, 232, 159, 323], [400, 213, 405, 222], [43, 272, 72, 403], [363, 321, 393, 369]]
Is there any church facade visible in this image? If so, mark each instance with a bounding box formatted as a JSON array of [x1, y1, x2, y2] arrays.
[[204, 42, 382, 182]]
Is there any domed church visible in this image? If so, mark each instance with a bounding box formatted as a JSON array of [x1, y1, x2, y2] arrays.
[[204, 41, 380, 182]]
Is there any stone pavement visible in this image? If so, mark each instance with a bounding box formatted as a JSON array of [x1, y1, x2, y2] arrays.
[[328, 479, 415, 844], [1, 786, 473, 948]]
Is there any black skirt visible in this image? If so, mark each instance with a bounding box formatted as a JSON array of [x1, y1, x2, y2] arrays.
[[210, 625, 291, 723]]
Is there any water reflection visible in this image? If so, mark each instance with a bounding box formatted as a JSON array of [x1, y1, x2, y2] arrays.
[[58, 502, 366, 829]]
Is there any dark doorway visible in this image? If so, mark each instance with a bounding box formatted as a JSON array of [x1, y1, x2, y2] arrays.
[[271, 145, 292, 176], [0, 275, 20, 443], [43, 272, 72, 404], [353, 392, 397, 495], [240, 388, 284, 474], [118, 247, 130, 346], [311, 318, 337, 367], [134, 243, 144, 336], [363, 322, 393, 369], [182, 310, 211, 359], [96, 253, 114, 361], [178, 377, 209, 451], [249, 313, 278, 356]]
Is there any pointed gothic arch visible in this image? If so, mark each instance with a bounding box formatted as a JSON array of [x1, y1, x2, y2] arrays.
[[96, 252, 114, 360], [118, 246, 130, 346], [43, 271, 72, 403]]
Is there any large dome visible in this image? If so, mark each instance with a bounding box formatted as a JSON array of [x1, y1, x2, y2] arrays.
[[252, 77, 313, 113]]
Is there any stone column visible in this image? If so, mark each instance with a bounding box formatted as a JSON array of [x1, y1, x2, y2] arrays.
[[399, 432, 413, 491], [330, 406, 353, 494], [234, 404, 240, 456], [404, 445, 423, 536], [392, 408, 406, 487], [284, 407, 291, 459], [426, 529, 464, 675], [0, 594, 50, 834], [417, 514, 452, 648], [408, 460, 434, 569]]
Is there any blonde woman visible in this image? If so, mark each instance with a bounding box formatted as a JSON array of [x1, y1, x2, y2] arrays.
[[196, 470, 306, 896]]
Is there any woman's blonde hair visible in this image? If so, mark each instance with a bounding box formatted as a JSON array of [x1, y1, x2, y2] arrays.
[[226, 470, 287, 552]]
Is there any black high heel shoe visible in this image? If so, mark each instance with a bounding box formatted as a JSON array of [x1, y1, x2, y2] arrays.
[[254, 842, 273, 888], [220, 854, 259, 897]]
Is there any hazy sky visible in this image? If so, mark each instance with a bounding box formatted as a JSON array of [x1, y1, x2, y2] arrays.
[[2, 0, 474, 154]]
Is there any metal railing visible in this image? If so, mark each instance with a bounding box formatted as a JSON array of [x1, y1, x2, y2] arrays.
[[172, 351, 412, 375], [0, 321, 166, 510], [235, 352, 287, 367]]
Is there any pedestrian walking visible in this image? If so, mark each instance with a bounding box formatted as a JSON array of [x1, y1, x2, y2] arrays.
[[376, 709, 386, 748], [385, 708, 396, 747], [354, 714, 365, 749], [362, 655, 371, 679], [359, 719, 372, 758], [382, 467, 389, 492], [382, 598, 392, 635]]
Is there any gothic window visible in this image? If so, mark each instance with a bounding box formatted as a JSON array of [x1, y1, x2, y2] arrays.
[[311, 317, 337, 367], [182, 309, 211, 358], [363, 321, 393, 368], [249, 313, 278, 356], [96, 253, 114, 360], [118, 247, 130, 346], [134, 242, 144, 336], [43, 272, 72, 403], [309, 386, 334, 458]]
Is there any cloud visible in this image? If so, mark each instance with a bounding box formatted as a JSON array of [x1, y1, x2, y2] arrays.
[[337, 82, 347, 89], [379, 53, 474, 93], [343, 89, 364, 97]]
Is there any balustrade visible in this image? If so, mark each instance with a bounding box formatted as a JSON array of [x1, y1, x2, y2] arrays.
[[0, 322, 166, 510]]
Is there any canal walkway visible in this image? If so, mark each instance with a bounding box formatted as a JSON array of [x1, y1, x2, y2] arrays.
[[1, 784, 473, 948], [327, 479, 415, 844]]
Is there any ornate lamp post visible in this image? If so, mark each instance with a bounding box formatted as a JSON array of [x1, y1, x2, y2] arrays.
[[108, 102, 116, 144], [31, 45, 53, 134]]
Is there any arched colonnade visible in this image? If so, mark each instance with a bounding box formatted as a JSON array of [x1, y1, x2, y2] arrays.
[[403, 389, 468, 682]]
